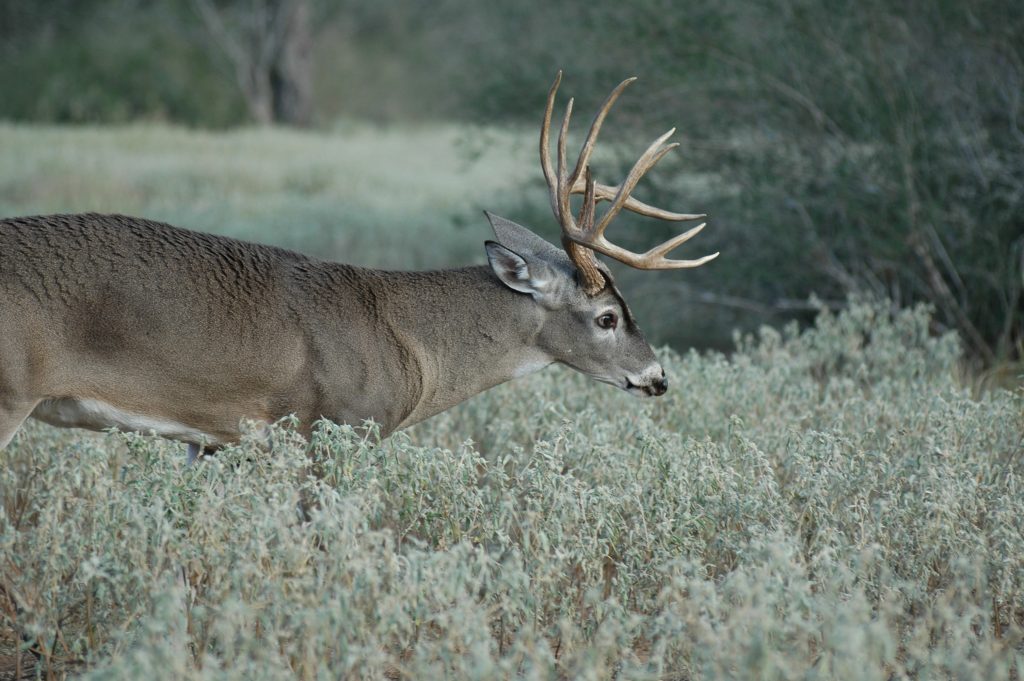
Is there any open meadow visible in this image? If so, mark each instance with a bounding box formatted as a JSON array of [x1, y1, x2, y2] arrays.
[[0, 122, 536, 270], [1, 124, 1022, 679]]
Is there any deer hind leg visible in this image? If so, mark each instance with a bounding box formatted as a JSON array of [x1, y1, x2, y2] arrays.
[[0, 396, 38, 450]]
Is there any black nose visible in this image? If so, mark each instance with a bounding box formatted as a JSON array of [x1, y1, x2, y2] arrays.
[[650, 375, 668, 396]]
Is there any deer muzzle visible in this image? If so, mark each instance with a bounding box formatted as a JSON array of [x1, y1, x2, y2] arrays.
[[625, 365, 668, 397]]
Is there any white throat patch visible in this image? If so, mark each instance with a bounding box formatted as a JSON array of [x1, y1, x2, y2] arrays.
[[513, 356, 553, 378]]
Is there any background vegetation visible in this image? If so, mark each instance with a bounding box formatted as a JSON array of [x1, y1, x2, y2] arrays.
[[1, 0, 1021, 362], [2, 302, 1022, 678], [1, 1, 1023, 678]]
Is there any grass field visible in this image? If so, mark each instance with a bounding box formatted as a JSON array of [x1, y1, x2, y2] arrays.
[[0, 122, 538, 271], [1, 125, 1022, 678]]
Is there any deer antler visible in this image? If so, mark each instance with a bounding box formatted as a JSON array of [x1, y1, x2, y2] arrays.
[[540, 71, 719, 295]]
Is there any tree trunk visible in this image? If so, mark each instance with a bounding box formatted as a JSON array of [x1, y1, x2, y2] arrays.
[[270, 0, 313, 126], [241, 68, 274, 126], [193, 0, 314, 127]]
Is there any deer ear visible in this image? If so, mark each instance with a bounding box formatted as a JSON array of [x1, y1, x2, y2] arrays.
[[484, 211, 567, 263], [485, 241, 553, 298]]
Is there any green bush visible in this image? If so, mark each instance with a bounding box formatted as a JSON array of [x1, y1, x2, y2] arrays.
[[2, 300, 1021, 679], [0, 1, 245, 127]]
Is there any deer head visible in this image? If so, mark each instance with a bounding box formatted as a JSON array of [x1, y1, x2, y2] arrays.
[[484, 72, 718, 397]]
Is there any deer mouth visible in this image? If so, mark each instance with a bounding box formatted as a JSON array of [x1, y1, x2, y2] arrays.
[[592, 374, 667, 397], [624, 376, 668, 398]]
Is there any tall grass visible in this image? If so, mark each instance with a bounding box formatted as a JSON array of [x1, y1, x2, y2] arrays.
[[2, 301, 1021, 679]]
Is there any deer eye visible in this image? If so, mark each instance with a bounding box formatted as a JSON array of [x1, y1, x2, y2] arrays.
[[596, 312, 618, 330]]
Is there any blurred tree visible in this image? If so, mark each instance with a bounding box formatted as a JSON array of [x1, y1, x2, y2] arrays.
[[0, 0, 247, 126], [191, 0, 313, 126]]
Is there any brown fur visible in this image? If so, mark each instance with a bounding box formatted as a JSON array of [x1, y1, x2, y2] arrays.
[[0, 212, 666, 449]]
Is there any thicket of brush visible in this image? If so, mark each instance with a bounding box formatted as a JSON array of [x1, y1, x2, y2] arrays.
[[2, 300, 1021, 679]]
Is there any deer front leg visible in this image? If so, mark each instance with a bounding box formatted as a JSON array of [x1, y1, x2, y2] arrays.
[[186, 443, 219, 464]]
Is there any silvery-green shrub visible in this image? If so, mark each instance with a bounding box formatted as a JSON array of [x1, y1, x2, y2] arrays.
[[1, 300, 1021, 679]]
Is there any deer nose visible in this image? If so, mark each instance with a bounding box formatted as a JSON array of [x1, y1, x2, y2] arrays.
[[650, 374, 668, 396]]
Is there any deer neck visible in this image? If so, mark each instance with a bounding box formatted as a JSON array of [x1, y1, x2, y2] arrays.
[[382, 266, 551, 429]]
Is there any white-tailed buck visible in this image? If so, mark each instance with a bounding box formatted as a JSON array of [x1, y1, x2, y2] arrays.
[[0, 73, 717, 456]]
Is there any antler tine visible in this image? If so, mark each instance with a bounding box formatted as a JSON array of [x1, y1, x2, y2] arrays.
[[578, 166, 597, 229], [556, 97, 575, 228], [573, 221, 721, 270], [540, 71, 605, 293], [651, 221, 710, 256], [569, 177, 706, 222], [539, 71, 562, 218], [641, 222, 721, 268], [592, 128, 679, 236], [567, 77, 636, 190]]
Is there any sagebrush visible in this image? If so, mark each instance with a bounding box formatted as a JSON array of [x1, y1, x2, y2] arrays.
[[1, 300, 1021, 679]]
